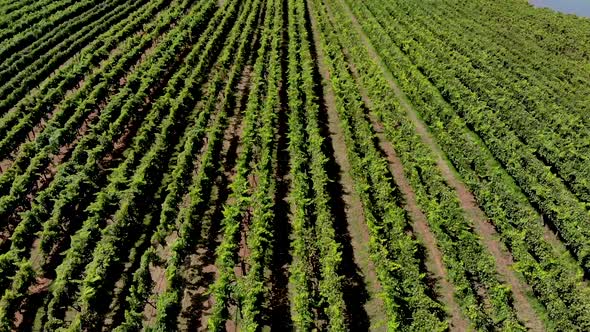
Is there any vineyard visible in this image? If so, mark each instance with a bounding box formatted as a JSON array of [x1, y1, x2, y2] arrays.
[[1, 0, 590, 330]]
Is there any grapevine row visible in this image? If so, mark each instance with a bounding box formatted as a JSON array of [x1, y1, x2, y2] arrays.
[[207, 0, 277, 329], [344, 0, 590, 328], [379, 0, 590, 204], [0, 1, 219, 327], [148, 0, 264, 328], [0, 0, 101, 61], [323, 0, 533, 329], [287, 0, 347, 329], [44, 1, 244, 329], [0, 0, 148, 111], [367, 0, 590, 276], [238, 0, 283, 328], [0, 0, 187, 206], [308, 0, 448, 329]]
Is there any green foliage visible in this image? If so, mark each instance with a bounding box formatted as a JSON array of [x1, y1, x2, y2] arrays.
[[344, 0, 590, 328], [207, 0, 278, 329], [0, 261, 35, 331], [309, 0, 448, 329], [286, 0, 347, 329]]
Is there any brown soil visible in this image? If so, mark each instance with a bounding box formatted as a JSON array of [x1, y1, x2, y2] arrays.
[[335, 1, 544, 330], [12, 277, 52, 330], [0, 229, 9, 246], [236, 212, 251, 278], [306, 1, 387, 329], [29, 277, 52, 294], [143, 232, 177, 324], [29, 238, 43, 270], [180, 247, 218, 330], [0, 158, 10, 174]]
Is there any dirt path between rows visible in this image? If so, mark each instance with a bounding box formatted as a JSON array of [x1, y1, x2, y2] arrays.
[[306, 1, 386, 330], [371, 111, 471, 332], [335, 0, 545, 330]]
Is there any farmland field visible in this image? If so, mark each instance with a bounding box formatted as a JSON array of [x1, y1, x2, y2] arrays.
[[1, 0, 590, 330]]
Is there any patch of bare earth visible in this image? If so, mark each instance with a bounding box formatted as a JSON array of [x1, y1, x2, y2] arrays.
[[306, 1, 387, 329], [224, 69, 256, 332], [180, 246, 216, 328], [143, 231, 178, 325], [336, 1, 544, 330], [0, 159, 10, 174], [13, 277, 52, 330]]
